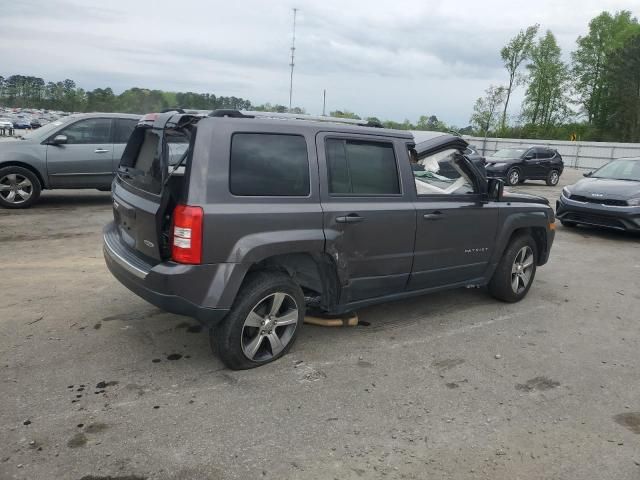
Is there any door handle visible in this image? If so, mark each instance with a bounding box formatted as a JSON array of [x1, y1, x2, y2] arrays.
[[94, 148, 110, 153], [423, 211, 444, 220], [335, 214, 364, 224]]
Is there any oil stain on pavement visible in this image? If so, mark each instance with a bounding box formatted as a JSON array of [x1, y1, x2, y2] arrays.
[[515, 376, 561, 392], [613, 412, 640, 434]]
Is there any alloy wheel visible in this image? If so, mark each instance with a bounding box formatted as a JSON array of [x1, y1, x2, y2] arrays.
[[511, 246, 534, 294], [241, 292, 299, 362], [550, 171, 559, 185], [509, 170, 519, 185], [0, 173, 33, 204]]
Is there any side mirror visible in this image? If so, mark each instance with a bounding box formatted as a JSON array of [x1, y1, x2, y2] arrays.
[[50, 134, 68, 145], [583, 171, 593, 177], [487, 178, 504, 201]]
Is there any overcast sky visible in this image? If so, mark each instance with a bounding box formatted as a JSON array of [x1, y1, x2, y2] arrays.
[[1, 0, 637, 125]]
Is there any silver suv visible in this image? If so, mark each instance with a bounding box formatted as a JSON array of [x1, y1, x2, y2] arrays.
[[0, 112, 140, 208]]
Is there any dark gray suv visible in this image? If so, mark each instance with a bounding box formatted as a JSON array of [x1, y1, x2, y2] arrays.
[[104, 111, 556, 369]]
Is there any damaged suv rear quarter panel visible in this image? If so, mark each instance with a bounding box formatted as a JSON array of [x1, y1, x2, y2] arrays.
[[185, 118, 327, 305]]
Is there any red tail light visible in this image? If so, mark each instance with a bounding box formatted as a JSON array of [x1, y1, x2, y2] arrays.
[[171, 205, 203, 264]]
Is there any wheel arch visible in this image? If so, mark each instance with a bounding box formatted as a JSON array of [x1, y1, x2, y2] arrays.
[[506, 227, 547, 264], [0, 161, 47, 189], [490, 211, 551, 269], [245, 252, 341, 312]]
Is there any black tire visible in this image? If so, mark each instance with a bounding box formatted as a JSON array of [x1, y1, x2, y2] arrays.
[[506, 167, 521, 186], [518, 179, 526, 184], [211, 271, 304, 370], [0, 166, 41, 209], [546, 169, 560, 186], [488, 234, 537, 303]]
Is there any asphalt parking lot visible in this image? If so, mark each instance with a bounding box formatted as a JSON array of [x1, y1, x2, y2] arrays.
[[1, 168, 639, 480]]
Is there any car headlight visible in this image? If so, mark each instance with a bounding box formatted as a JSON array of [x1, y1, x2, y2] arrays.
[[561, 187, 571, 198], [627, 197, 640, 206]]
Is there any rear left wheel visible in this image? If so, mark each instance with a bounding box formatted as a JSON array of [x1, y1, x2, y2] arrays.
[[546, 169, 560, 186], [211, 272, 304, 370]]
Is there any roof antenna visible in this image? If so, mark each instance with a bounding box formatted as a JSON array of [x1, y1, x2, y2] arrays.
[[288, 8, 298, 112]]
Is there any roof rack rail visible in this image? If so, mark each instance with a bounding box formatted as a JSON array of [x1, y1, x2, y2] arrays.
[[208, 109, 382, 128], [209, 109, 255, 118]]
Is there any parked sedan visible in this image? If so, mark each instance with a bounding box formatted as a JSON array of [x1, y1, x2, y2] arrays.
[[0, 113, 140, 208], [485, 146, 564, 186], [0, 117, 14, 132], [556, 157, 640, 232], [12, 117, 32, 129]]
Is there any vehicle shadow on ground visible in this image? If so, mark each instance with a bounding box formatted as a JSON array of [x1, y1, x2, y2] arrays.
[[102, 286, 499, 373], [559, 223, 640, 243], [34, 191, 112, 209]]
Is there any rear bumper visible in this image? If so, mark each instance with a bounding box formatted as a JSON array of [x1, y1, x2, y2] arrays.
[[556, 196, 640, 232], [103, 222, 232, 326]]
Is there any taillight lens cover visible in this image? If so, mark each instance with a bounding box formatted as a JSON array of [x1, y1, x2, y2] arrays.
[[171, 205, 203, 264]]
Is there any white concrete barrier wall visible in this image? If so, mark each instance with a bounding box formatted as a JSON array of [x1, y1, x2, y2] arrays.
[[463, 136, 640, 170]]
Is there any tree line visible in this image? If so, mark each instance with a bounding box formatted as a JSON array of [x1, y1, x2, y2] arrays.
[[0, 74, 454, 132], [471, 10, 640, 142], [0, 76, 302, 115]]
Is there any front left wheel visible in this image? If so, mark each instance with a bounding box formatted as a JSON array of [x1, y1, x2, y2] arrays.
[[488, 234, 537, 303], [506, 167, 521, 186], [212, 272, 304, 370], [0, 166, 41, 209]]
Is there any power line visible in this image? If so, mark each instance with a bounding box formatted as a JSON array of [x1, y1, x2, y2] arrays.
[[288, 8, 298, 112]]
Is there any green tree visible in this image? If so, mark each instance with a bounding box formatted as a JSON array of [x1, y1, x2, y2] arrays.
[[572, 11, 639, 125], [329, 110, 361, 120], [470, 85, 507, 136], [86, 88, 116, 112], [604, 33, 640, 141], [415, 114, 449, 132], [499, 24, 539, 131], [522, 31, 571, 131]]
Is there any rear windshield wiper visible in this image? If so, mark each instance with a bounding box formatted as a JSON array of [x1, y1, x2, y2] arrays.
[[164, 149, 190, 186]]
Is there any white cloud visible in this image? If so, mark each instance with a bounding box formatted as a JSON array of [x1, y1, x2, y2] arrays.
[[0, 0, 637, 124]]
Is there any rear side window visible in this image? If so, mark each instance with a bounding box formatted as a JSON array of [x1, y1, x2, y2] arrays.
[[535, 148, 553, 159], [230, 133, 309, 196], [326, 139, 400, 195]]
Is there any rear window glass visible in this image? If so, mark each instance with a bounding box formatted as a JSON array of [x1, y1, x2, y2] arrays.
[[230, 133, 309, 196], [119, 126, 192, 195], [122, 129, 163, 194]]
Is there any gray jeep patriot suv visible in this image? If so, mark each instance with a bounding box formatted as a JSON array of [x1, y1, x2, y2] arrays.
[[104, 110, 556, 369]]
